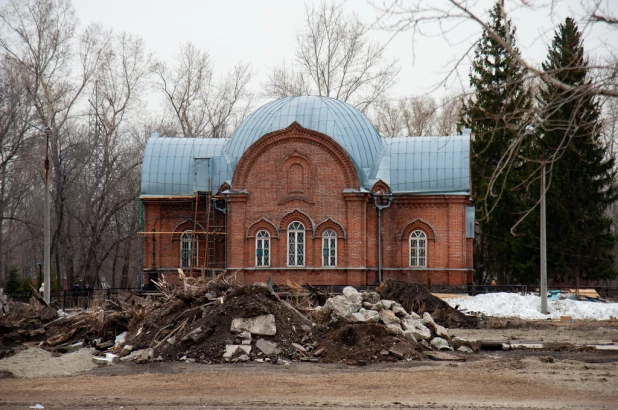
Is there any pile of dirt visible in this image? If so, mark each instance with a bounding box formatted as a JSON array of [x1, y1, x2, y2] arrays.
[[377, 279, 478, 329], [316, 323, 423, 365], [1, 276, 480, 368], [128, 283, 312, 363]]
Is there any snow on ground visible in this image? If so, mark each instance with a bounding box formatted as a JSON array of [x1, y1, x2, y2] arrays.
[[444, 292, 618, 320]]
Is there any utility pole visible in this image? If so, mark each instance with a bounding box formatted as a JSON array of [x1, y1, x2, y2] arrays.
[[540, 160, 548, 314], [44, 127, 51, 304]]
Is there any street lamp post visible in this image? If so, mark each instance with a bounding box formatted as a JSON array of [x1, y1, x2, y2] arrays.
[[44, 127, 51, 303], [36, 262, 42, 290]]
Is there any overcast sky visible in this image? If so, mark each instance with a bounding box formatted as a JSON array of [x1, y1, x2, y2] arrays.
[[69, 0, 617, 105]]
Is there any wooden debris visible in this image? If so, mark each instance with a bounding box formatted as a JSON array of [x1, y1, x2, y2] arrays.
[[46, 328, 77, 346]]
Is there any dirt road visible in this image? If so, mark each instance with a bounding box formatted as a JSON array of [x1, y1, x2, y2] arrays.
[[1, 319, 617, 409], [1, 351, 617, 410]]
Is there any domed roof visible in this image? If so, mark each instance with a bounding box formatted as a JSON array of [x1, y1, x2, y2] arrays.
[[223, 96, 382, 174]]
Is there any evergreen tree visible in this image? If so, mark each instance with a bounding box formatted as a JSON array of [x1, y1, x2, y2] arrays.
[[538, 17, 616, 283], [5, 266, 23, 293], [459, 1, 533, 284]]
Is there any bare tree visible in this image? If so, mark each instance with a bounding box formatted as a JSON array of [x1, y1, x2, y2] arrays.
[[434, 93, 463, 136], [264, 1, 400, 113], [262, 61, 311, 100], [69, 30, 151, 287], [0, 56, 34, 279], [0, 0, 149, 290], [0, 0, 108, 289], [154, 42, 253, 137], [375, 0, 617, 98], [374, 93, 461, 136]]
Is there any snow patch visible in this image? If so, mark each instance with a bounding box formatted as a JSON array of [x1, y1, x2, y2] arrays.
[[445, 292, 618, 320]]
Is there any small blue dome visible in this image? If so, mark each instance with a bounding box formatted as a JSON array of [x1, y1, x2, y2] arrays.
[[223, 96, 382, 173]]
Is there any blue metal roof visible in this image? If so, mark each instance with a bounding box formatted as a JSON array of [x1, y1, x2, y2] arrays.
[[140, 99, 471, 197], [141, 134, 231, 196], [223, 96, 382, 174], [373, 136, 470, 194]]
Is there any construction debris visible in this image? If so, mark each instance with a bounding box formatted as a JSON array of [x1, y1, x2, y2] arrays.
[[377, 279, 479, 328], [0, 276, 484, 367]]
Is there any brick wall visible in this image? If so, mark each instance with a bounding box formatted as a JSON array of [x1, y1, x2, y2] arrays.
[[141, 125, 473, 287]]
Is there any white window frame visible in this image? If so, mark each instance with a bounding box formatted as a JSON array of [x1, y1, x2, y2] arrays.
[[322, 230, 337, 267], [287, 221, 305, 267], [410, 230, 427, 267], [255, 230, 270, 267], [180, 231, 198, 269]]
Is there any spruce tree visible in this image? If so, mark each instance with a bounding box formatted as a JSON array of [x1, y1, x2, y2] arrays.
[[5, 266, 23, 293], [538, 17, 616, 283], [459, 1, 533, 284]]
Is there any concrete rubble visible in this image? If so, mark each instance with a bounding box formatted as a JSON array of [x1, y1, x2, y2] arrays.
[[0, 278, 485, 367]]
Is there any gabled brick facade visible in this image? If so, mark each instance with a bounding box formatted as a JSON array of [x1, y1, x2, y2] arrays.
[[141, 122, 473, 287]]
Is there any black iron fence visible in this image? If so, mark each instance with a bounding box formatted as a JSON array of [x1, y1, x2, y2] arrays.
[[5, 288, 149, 310]]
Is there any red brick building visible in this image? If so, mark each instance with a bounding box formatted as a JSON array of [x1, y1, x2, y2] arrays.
[[140, 96, 474, 287]]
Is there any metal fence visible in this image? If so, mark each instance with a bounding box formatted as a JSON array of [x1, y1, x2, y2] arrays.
[[6, 288, 148, 310]]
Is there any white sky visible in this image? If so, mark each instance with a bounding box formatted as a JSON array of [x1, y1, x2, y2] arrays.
[[69, 0, 617, 104]]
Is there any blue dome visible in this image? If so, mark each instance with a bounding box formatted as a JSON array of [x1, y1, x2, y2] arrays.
[[223, 96, 382, 174]]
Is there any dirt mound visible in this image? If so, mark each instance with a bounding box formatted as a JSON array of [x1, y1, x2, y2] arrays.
[[128, 284, 311, 362], [378, 279, 478, 329], [316, 323, 423, 365]]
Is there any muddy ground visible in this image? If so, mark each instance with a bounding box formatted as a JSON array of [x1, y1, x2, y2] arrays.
[[1, 319, 616, 410]]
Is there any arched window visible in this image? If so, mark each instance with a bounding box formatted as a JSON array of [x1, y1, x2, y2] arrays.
[[288, 221, 305, 266], [410, 230, 427, 267], [322, 230, 337, 267], [256, 230, 270, 267], [180, 231, 198, 268]]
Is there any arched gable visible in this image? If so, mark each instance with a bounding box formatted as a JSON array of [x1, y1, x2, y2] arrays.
[[247, 218, 279, 239], [314, 217, 347, 239], [171, 219, 206, 241], [279, 209, 315, 233], [399, 218, 437, 241], [371, 179, 391, 195], [231, 122, 360, 191]]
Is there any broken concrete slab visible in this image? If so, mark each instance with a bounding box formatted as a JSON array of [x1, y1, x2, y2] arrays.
[[430, 337, 453, 351], [256, 339, 281, 355], [457, 345, 474, 353], [400, 317, 431, 340], [427, 321, 449, 339], [223, 344, 251, 359], [342, 286, 359, 298], [350, 309, 380, 323], [381, 300, 396, 310], [392, 306, 408, 316], [386, 324, 404, 335], [402, 330, 418, 342], [323, 295, 361, 319], [361, 291, 381, 304], [379, 309, 401, 325], [92, 353, 119, 365], [389, 346, 407, 359], [120, 348, 153, 362], [238, 331, 252, 340], [230, 314, 276, 336]]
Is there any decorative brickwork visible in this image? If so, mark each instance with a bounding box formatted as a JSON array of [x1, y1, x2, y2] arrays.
[[141, 122, 473, 287]]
